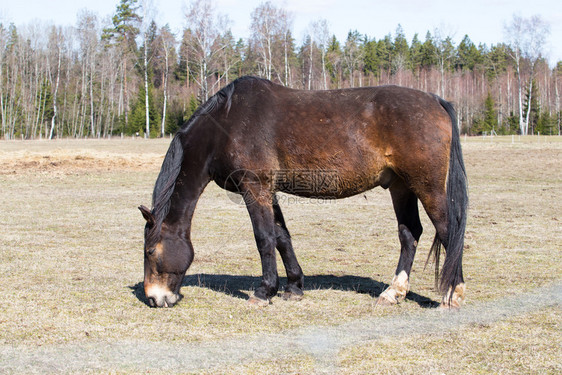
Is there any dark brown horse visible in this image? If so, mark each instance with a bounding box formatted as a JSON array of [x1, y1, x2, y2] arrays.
[[139, 76, 468, 309]]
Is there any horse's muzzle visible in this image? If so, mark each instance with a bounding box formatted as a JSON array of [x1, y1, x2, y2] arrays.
[[145, 284, 182, 308]]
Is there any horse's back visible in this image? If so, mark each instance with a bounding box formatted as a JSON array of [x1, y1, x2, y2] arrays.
[[218, 78, 452, 198]]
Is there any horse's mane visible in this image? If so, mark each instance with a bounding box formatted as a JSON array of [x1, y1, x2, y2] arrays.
[[146, 76, 266, 246]]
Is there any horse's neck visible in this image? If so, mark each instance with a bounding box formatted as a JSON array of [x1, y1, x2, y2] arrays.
[[164, 148, 211, 237]]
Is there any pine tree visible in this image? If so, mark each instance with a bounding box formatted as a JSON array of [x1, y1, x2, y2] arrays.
[[362, 38, 380, 77], [409, 33, 423, 73], [102, 0, 141, 47], [456, 35, 481, 71], [536, 112, 556, 135], [39, 79, 54, 137], [483, 92, 497, 133], [343, 30, 363, 87], [101, 0, 141, 132], [473, 92, 497, 135], [486, 44, 508, 81], [326, 35, 343, 87], [376, 35, 393, 75], [129, 81, 158, 137], [420, 31, 437, 68], [175, 29, 192, 86], [392, 24, 409, 73]]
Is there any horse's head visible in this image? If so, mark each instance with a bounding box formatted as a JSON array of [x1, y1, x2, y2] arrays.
[[139, 205, 193, 308]]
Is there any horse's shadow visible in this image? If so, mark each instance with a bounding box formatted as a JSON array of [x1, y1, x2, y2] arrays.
[[129, 273, 439, 308]]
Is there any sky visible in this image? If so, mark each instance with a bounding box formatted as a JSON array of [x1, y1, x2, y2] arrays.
[[1, 0, 561, 65]]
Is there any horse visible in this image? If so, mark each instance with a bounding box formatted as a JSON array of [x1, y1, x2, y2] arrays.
[[139, 76, 468, 309]]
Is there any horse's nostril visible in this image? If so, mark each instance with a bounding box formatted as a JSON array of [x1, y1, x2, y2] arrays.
[[147, 297, 157, 307]]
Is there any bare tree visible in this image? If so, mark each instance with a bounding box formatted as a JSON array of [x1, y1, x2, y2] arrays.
[[24, 23, 50, 139], [343, 31, 362, 88], [432, 26, 456, 98], [311, 19, 330, 90], [326, 36, 343, 89], [102, 0, 141, 132], [158, 25, 176, 137], [214, 30, 240, 90], [305, 34, 314, 90], [47, 26, 63, 139], [553, 62, 562, 135], [140, 0, 156, 137], [77, 11, 99, 137], [184, 0, 230, 101], [98, 19, 122, 138], [0, 23, 8, 138], [505, 14, 550, 135], [250, 1, 290, 83], [251, 2, 275, 80], [280, 12, 294, 86]]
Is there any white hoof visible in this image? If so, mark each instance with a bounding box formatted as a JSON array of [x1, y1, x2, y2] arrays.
[[440, 283, 466, 309], [376, 271, 410, 306]]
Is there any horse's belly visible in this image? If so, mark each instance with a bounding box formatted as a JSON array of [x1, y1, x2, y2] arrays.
[[273, 166, 395, 199]]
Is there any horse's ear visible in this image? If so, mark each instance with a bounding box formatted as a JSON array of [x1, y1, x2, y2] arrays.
[[138, 205, 155, 226]]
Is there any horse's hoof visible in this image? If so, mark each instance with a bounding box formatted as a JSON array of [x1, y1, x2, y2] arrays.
[[438, 302, 461, 311], [439, 283, 465, 310], [376, 288, 398, 306], [248, 296, 270, 307], [282, 291, 304, 301], [438, 297, 463, 310], [376, 295, 396, 306]]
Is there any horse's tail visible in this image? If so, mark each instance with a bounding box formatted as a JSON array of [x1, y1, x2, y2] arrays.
[[429, 97, 468, 302]]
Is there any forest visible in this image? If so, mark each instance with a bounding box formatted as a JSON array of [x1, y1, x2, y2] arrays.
[[0, 0, 560, 139]]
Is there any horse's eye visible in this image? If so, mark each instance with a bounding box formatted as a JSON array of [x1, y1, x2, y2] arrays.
[[147, 248, 156, 256]]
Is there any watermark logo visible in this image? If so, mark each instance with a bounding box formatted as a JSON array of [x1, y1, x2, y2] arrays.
[[224, 169, 263, 206], [224, 169, 341, 206]]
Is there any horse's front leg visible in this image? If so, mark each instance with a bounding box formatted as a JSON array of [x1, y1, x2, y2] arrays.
[[243, 190, 279, 306]]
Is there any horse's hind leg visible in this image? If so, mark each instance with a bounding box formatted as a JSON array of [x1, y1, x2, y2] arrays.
[[273, 197, 304, 300], [416, 182, 466, 308], [420, 191, 466, 309], [377, 179, 423, 306]]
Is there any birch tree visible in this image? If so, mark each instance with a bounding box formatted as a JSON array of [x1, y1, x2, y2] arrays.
[[432, 27, 455, 98], [505, 14, 550, 135], [343, 31, 362, 88], [280, 12, 294, 86], [47, 26, 63, 139], [184, 0, 230, 101], [553, 61, 562, 135], [140, 0, 156, 137], [77, 11, 99, 137], [250, 1, 291, 83], [158, 25, 176, 137], [102, 0, 141, 132], [310, 19, 330, 90], [250, 2, 275, 80], [0, 23, 8, 138]]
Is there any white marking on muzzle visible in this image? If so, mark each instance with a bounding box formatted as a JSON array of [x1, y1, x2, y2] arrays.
[[145, 284, 179, 307]]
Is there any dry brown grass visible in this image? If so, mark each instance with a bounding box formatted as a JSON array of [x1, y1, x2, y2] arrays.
[[0, 136, 560, 373], [0, 138, 167, 173], [338, 307, 561, 375]]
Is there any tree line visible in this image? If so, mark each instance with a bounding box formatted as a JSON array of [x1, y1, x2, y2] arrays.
[[0, 0, 560, 140]]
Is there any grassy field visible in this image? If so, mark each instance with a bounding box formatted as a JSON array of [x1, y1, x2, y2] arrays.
[[0, 136, 560, 373]]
